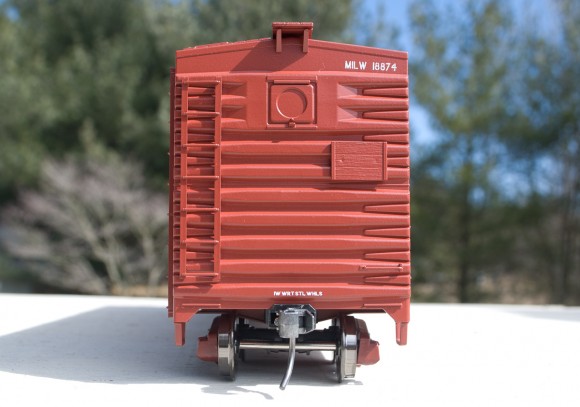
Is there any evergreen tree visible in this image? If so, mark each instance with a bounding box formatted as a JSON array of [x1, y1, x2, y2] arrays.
[[0, 0, 356, 293], [410, 0, 517, 302], [505, 0, 580, 303]]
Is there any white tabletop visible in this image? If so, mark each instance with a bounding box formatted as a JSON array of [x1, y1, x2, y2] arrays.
[[0, 294, 578, 406]]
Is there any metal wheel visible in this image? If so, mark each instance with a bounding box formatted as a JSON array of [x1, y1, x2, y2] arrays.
[[336, 316, 358, 382], [217, 314, 237, 380], [331, 317, 340, 364]]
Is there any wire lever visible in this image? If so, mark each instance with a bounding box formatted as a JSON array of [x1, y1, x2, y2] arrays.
[[271, 305, 317, 390], [279, 336, 296, 390]]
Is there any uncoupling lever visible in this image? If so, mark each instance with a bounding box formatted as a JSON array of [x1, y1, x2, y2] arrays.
[[271, 305, 316, 390]]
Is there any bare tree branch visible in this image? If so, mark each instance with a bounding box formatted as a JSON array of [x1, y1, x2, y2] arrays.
[[1, 151, 167, 295]]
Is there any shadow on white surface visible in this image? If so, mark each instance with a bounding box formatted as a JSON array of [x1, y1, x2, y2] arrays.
[[2, 296, 580, 404], [0, 305, 354, 393]]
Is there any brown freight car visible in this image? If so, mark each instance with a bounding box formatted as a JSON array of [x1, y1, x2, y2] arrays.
[[168, 22, 410, 389]]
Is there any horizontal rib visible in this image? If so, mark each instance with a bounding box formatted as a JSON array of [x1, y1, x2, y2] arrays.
[[221, 212, 408, 228], [221, 164, 328, 180], [338, 119, 409, 132], [362, 87, 408, 98], [221, 141, 329, 156], [341, 75, 408, 88], [219, 260, 408, 275], [363, 134, 409, 143], [220, 235, 409, 252], [364, 204, 410, 214], [338, 95, 409, 111], [362, 111, 409, 121], [221, 189, 409, 204]]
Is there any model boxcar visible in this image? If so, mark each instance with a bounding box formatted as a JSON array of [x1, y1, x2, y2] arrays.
[[168, 22, 410, 389]]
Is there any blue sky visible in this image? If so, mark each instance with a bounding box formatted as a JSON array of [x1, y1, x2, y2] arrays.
[[361, 0, 558, 146]]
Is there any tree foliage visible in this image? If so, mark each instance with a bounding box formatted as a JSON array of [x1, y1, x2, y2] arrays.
[[2, 0, 577, 302], [0, 0, 358, 294], [503, 0, 580, 303], [410, 0, 517, 302], [192, 0, 353, 43], [0, 0, 357, 203], [410, 0, 580, 303]]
